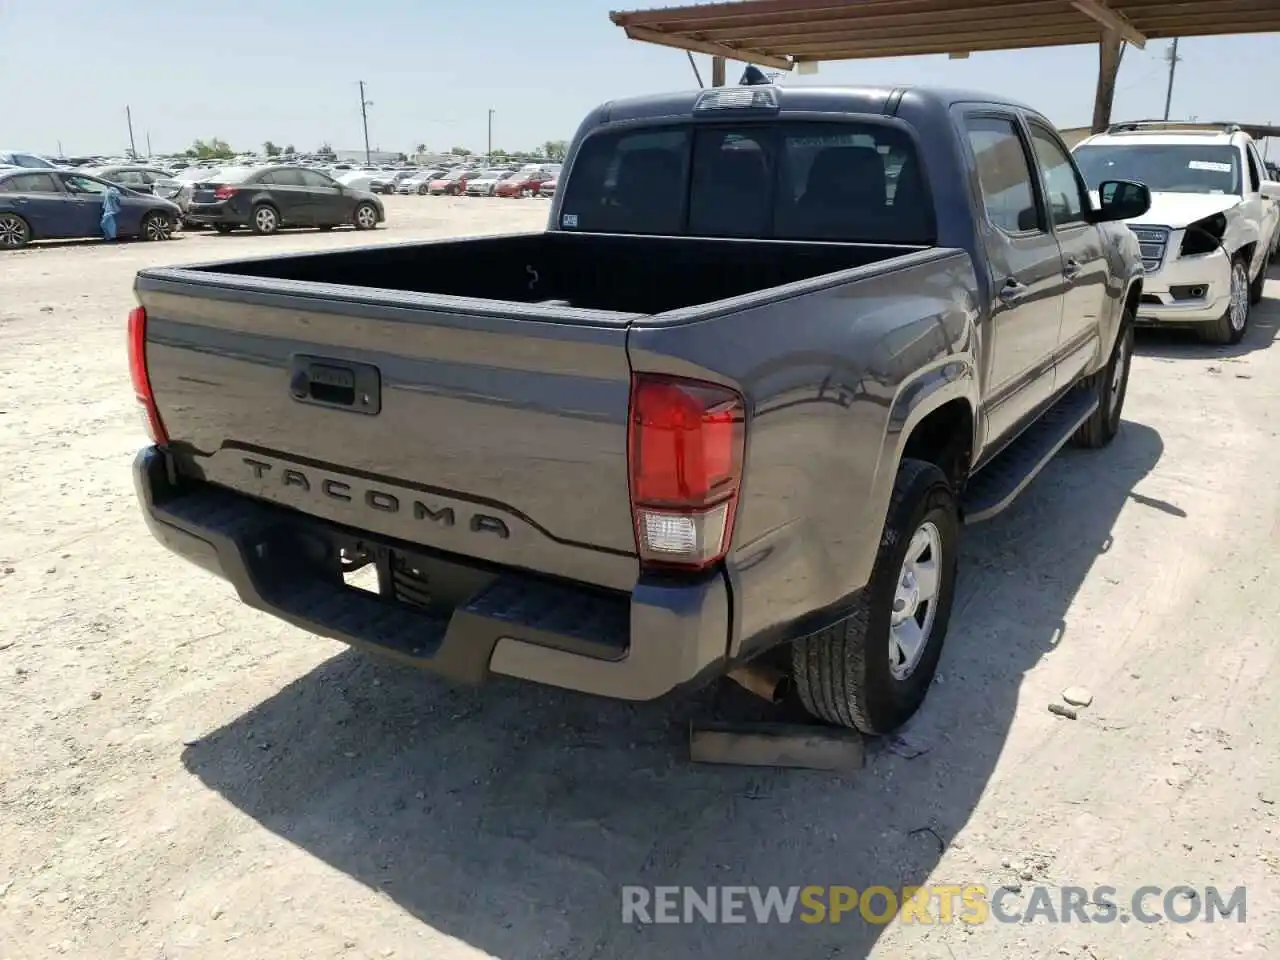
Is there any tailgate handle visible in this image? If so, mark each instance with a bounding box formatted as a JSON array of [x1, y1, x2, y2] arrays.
[[289, 355, 382, 415]]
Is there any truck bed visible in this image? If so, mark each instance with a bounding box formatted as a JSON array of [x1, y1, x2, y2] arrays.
[[178, 231, 925, 316]]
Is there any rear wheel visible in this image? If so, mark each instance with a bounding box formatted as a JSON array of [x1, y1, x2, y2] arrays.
[[1071, 313, 1132, 449], [353, 202, 379, 230], [250, 203, 280, 235], [418, 185, 428, 195], [791, 459, 959, 734], [141, 211, 174, 241], [0, 213, 31, 249], [1199, 255, 1250, 345]]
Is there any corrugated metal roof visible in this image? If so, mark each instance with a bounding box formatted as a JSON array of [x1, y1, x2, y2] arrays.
[[610, 0, 1280, 69]]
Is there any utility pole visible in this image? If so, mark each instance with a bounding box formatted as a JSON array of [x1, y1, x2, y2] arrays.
[[146, 132, 152, 158], [358, 81, 373, 164], [57, 140, 63, 158], [125, 105, 137, 159], [487, 109, 495, 164], [1162, 38, 1181, 121]]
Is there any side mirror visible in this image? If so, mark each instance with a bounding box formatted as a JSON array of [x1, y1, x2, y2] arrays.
[[1261, 180, 1280, 201], [1016, 206, 1039, 232], [1094, 179, 1150, 222]]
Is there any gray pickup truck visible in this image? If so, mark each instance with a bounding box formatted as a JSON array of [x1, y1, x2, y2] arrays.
[[129, 83, 1150, 734]]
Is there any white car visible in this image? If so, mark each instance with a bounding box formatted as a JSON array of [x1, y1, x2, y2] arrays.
[[336, 170, 377, 193], [398, 169, 441, 194], [1074, 122, 1280, 345], [464, 169, 512, 197]]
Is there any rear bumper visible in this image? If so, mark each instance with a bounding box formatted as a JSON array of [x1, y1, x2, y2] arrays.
[[133, 446, 730, 701], [184, 202, 245, 226]]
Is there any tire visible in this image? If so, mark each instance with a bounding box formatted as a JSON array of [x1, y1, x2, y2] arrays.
[[1070, 314, 1133, 449], [250, 203, 280, 235], [1248, 260, 1265, 305], [140, 212, 174, 242], [214, 224, 234, 234], [791, 459, 959, 734], [0, 212, 31, 249], [418, 185, 428, 195], [353, 202, 379, 230], [1198, 255, 1250, 345]]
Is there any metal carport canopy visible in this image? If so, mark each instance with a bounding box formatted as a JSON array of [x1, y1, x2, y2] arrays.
[[609, 0, 1280, 130]]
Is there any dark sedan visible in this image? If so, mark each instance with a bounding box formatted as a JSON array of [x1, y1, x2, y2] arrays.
[[185, 166, 385, 234], [0, 168, 180, 249], [85, 165, 193, 218]]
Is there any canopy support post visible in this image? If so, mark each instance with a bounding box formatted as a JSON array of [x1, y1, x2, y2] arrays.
[[1091, 30, 1124, 133]]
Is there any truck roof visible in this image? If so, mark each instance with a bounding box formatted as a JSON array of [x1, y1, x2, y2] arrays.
[[593, 84, 1041, 126]]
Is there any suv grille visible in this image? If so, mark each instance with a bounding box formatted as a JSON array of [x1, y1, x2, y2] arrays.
[[1129, 226, 1170, 273]]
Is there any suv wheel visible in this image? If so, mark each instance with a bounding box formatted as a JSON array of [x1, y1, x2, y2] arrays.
[[1199, 255, 1250, 345], [791, 458, 959, 734]]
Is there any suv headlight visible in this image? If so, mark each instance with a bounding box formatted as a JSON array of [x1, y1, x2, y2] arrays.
[[1179, 212, 1228, 257]]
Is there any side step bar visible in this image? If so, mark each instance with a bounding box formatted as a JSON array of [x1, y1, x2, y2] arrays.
[[962, 388, 1098, 524]]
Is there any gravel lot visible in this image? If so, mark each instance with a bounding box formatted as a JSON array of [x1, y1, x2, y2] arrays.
[[1, 194, 1277, 960]]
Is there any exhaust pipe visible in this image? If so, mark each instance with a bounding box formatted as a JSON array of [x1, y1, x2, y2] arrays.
[[727, 662, 791, 703]]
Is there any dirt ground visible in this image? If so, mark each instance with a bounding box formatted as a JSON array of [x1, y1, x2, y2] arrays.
[[1, 195, 1277, 960]]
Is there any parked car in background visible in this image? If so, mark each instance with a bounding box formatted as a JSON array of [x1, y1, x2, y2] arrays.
[[494, 169, 554, 198], [184, 165, 385, 235], [370, 170, 417, 194], [89, 164, 198, 227], [538, 176, 558, 198], [398, 169, 442, 194], [428, 169, 470, 195], [0, 150, 58, 169], [464, 168, 514, 197], [0, 168, 179, 249], [1073, 121, 1280, 344]]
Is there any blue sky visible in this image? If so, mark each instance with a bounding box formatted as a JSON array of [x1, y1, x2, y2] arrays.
[[3, 0, 1277, 158]]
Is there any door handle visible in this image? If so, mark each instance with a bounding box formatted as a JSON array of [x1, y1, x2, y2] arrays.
[[998, 278, 1028, 303], [1063, 258, 1082, 279]]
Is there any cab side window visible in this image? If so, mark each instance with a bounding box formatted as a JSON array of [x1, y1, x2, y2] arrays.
[[963, 115, 1040, 234], [1028, 124, 1088, 227]]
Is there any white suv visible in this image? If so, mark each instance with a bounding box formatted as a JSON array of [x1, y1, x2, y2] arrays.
[[1073, 122, 1280, 344]]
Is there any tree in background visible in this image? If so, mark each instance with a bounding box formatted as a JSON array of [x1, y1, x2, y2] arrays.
[[317, 142, 336, 158], [415, 143, 427, 155], [284, 144, 296, 155], [263, 141, 281, 157], [450, 146, 472, 156], [186, 138, 234, 160], [543, 140, 568, 162]]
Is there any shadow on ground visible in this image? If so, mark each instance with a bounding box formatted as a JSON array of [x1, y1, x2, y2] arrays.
[[184, 421, 1166, 960]]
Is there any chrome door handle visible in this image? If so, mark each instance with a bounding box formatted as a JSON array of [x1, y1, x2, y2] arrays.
[[1063, 258, 1081, 279]]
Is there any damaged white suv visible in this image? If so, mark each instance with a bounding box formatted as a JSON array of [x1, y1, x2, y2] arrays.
[[1073, 122, 1280, 344]]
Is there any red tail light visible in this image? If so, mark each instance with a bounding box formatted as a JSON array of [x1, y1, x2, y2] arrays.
[[628, 374, 746, 571], [127, 306, 169, 445], [213, 185, 237, 200]]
